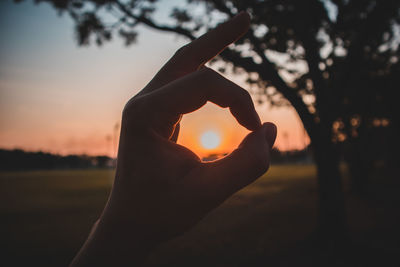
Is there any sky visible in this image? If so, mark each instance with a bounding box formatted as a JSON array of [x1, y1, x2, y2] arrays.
[[0, 0, 309, 158]]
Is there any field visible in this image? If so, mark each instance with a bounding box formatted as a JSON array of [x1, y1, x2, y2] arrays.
[[1, 165, 399, 266]]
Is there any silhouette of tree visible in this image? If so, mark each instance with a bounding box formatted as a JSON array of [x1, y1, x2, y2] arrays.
[[0, 149, 113, 170], [19, 0, 400, 249]]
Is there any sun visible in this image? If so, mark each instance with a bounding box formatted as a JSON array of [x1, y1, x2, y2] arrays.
[[200, 130, 221, 149]]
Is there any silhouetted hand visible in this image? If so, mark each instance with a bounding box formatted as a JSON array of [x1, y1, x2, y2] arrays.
[[71, 12, 277, 266]]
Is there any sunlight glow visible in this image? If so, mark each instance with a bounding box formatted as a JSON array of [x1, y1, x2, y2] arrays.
[[200, 130, 221, 149]]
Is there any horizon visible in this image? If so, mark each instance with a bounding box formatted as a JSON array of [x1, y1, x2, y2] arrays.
[[0, 0, 310, 158], [0, 143, 312, 158]]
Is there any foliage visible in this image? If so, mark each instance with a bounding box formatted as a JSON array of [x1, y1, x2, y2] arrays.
[[17, 0, 400, 245], [19, 0, 400, 151], [0, 149, 113, 170]]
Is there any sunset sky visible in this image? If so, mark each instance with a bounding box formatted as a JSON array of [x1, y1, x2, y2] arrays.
[[0, 0, 309, 158]]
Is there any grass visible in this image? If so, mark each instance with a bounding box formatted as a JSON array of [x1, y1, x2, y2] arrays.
[[0, 170, 113, 267], [0, 165, 399, 266]]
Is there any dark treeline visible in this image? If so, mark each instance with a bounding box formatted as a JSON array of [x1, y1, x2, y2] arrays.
[[1, 148, 313, 171], [270, 147, 313, 164], [0, 149, 113, 171], [202, 147, 313, 164]]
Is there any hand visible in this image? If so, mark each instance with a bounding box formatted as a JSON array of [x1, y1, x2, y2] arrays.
[[71, 12, 277, 266]]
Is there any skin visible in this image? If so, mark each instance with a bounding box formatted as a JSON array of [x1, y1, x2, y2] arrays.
[[71, 12, 277, 266]]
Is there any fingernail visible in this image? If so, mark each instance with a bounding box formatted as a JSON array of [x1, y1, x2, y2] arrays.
[[233, 11, 244, 18], [264, 122, 277, 149], [233, 11, 249, 20]]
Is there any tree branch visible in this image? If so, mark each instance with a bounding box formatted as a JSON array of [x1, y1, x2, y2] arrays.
[[287, 1, 332, 125], [243, 32, 318, 140], [208, 0, 235, 17], [114, 0, 195, 41], [114, 0, 317, 139], [333, 1, 399, 105]]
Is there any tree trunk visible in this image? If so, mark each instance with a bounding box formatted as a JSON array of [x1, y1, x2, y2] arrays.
[[313, 136, 348, 251], [347, 140, 369, 194]]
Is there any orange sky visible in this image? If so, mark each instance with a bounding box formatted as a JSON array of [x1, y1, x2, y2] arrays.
[[178, 101, 309, 158], [0, 1, 309, 158]]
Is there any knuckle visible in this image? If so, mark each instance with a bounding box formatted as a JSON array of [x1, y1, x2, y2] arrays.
[[231, 89, 251, 110], [197, 67, 217, 85], [198, 66, 215, 77], [122, 96, 147, 123], [174, 43, 190, 57], [192, 68, 216, 94], [240, 89, 253, 103]]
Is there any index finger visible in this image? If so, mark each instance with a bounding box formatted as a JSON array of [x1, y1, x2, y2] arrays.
[[172, 11, 250, 70], [146, 67, 261, 132], [142, 11, 250, 93]]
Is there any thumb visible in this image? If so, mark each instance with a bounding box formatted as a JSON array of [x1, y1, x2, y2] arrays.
[[204, 122, 277, 199]]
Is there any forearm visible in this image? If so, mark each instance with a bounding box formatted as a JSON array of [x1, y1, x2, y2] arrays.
[[70, 212, 156, 266]]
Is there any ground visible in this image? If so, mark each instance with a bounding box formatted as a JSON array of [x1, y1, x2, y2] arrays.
[[0, 165, 399, 266]]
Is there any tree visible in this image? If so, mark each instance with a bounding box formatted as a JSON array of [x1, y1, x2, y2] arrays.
[[20, 0, 400, 250]]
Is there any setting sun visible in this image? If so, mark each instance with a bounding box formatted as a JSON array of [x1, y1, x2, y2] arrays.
[[200, 130, 221, 149]]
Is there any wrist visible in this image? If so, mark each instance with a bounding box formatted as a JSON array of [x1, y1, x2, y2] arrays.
[[97, 212, 160, 253], [71, 209, 158, 266]]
